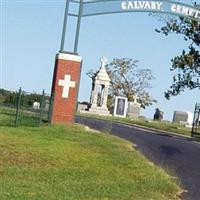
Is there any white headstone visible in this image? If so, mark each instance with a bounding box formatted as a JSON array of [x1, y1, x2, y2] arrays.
[[113, 96, 128, 118], [172, 111, 193, 127], [33, 102, 40, 110], [77, 103, 88, 112], [45, 99, 49, 111]]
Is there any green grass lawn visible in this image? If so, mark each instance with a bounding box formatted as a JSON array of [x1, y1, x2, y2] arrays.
[[77, 113, 192, 137], [0, 125, 181, 200], [0, 107, 16, 127], [0, 106, 48, 127]]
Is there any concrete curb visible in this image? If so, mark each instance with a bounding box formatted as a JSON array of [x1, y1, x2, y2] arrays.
[[77, 115, 194, 140]]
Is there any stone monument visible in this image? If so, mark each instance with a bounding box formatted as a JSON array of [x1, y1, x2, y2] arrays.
[[127, 96, 141, 119], [153, 108, 164, 121], [172, 111, 193, 127], [33, 102, 40, 110], [113, 96, 128, 118], [77, 102, 88, 112], [88, 56, 111, 116]]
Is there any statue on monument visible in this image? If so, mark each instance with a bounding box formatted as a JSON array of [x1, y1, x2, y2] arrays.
[[100, 56, 108, 69]]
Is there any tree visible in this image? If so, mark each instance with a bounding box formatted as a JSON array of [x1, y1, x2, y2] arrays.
[[87, 58, 156, 108], [156, 3, 200, 99], [0, 89, 16, 105]]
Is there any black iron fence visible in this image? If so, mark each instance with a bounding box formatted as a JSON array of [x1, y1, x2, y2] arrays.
[[191, 103, 200, 137], [0, 88, 54, 127]]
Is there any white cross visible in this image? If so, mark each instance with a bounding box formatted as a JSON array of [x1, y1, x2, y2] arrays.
[[58, 74, 76, 98], [100, 56, 108, 69], [133, 95, 139, 103]]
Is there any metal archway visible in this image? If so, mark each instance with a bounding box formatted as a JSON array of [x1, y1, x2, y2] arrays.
[[60, 0, 200, 53]]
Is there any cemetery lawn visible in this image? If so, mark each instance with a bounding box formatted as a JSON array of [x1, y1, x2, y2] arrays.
[[77, 113, 192, 137], [0, 125, 181, 200]]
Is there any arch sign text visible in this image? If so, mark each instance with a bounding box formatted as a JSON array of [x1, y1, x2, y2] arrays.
[[121, 1, 200, 19], [61, 0, 200, 53]]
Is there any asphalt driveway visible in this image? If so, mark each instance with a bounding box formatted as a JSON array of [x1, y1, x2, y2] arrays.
[[76, 116, 200, 200]]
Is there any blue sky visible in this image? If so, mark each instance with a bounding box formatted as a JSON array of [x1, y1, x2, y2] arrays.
[[1, 0, 199, 120]]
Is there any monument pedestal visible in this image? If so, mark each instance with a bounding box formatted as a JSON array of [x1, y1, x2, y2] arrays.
[[88, 105, 111, 116], [127, 102, 141, 119], [51, 53, 82, 124]]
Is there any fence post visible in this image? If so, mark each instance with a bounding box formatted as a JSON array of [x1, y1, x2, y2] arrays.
[[39, 90, 45, 126], [191, 103, 196, 137], [191, 103, 200, 137], [14, 88, 22, 127], [48, 92, 54, 123]]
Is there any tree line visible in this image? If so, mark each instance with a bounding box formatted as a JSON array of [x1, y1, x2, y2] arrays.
[[0, 89, 43, 107]]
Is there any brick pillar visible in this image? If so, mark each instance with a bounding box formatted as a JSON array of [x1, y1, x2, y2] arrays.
[[51, 53, 82, 124]]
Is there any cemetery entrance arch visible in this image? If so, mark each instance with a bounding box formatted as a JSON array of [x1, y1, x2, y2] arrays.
[[60, 0, 200, 53], [50, 0, 200, 124]]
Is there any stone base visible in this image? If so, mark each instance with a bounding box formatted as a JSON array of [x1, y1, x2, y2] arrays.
[[127, 113, 139, 119], [127, 102, 140, 120], [81, 108, 111, 116]]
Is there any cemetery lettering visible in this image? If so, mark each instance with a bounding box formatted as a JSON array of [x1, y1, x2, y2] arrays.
[[121, 1, 200, 20], [122, 1, 163, 11], [171, 4, 200, 18], [51, 0, 200, 124]]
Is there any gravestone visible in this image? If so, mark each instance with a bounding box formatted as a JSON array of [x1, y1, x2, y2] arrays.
[[173, 111, 193, 127], [127, 96, 141, 119], [33, 102, 40, 110], [77, 102, 88, 112], [113, 96, 128, 118], [45, 99, 49, 111], [87, 56, 111, 116], [153, 108, 163, 121], [52, 0, 200, 124], [127, 102, 141, 119]]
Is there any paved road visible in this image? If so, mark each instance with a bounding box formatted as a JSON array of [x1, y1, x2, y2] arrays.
[[76, 116, 200, 200]]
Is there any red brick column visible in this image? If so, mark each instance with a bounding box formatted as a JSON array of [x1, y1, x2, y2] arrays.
[[51, 53, 82, 124]]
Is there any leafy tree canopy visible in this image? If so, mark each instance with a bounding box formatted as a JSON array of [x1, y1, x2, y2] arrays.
[[87, 58, 156, 108], [156, 2, 200, 99]]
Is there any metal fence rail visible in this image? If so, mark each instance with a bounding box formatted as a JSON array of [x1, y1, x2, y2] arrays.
[[0, 88, 54, 127]]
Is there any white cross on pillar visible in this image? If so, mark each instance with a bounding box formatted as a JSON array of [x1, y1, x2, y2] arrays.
[[58, 74, 76, 98]]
